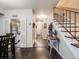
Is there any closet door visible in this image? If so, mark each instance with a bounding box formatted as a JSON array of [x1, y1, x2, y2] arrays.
[[20, 19, 32, 48], [20, 19, 27, 48], [26, 19, 32, 47]]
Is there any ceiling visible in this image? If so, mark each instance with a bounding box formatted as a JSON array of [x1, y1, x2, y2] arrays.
[[0, 0, 59, 9], [0, 0, 59, 14]]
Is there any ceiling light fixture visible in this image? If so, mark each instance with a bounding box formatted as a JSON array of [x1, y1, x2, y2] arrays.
[[36, 14, 47, 19]]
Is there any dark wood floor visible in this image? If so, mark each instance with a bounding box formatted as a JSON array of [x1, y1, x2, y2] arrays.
[[14, 39, 62, 59], [15, 39, 50, 59], [15, 47, 50, 59]]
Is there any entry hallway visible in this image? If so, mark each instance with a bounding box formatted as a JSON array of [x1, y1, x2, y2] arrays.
[[15, 36, 62, 59]]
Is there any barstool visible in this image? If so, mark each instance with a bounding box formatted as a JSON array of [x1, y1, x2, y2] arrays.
[[0, 33, 16, 59], [6, 33, 15, 58], [10, 37, 15, 58], [0, 35, 9, 59]]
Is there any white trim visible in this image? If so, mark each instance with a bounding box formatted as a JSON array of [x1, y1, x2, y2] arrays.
[[54, 47, 66, 59]]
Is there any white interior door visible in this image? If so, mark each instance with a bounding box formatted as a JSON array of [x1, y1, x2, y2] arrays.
[[19, 19, 27, 48]]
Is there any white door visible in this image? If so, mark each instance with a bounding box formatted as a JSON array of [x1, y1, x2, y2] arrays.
[[19, 19, 27, 48]]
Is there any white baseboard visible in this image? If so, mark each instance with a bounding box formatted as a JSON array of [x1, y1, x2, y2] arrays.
[[54, 47, 66, 59]]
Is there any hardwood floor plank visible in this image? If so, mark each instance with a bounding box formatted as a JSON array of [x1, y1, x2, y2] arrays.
[[14, 39, 62, 59]]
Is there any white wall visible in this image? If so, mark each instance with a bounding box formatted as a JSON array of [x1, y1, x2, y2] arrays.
[[0, 16, 6, 35], [0, 8, 5, 14], [0, 8, 8, 35], [4, 9, 33, 48]]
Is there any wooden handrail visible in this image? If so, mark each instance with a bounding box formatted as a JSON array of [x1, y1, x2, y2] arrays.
[[53, 7, 79, 42]]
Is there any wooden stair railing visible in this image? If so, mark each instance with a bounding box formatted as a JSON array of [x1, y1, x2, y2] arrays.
[[53, 7, 79, 47]]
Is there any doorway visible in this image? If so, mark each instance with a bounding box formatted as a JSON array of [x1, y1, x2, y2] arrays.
[[10, 19, 21, 47]]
